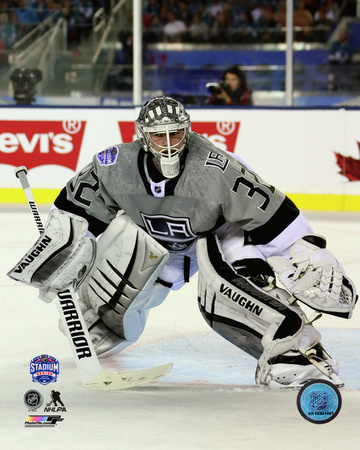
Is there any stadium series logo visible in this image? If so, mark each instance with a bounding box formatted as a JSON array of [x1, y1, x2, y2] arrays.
[[297, 380, 342, 424], [30, 354, 59, 385], [97, 146, 119, 166]]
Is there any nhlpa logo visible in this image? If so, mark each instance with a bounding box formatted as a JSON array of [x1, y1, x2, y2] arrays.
[[44, 390, 67, 412], [118, 121, 241, 153], [0, 120, 86, 170], [30, 354, 59, 386]]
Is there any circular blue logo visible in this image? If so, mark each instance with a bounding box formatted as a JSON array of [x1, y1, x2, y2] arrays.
[[297, 380, 342, 424]]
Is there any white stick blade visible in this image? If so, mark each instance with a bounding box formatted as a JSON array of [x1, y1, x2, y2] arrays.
[[84, 363, 173, 390]]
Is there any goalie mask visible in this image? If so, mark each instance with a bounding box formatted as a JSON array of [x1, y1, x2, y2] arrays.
[[135, 96, 191, 178]]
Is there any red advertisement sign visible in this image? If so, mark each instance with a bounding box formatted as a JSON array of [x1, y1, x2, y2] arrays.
[[0, 120, 86, 170], [118, 121, 241, 153], [334, 142, 360, 181]]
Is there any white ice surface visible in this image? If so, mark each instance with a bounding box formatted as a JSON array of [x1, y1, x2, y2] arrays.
[[1, 208, 360, 449]]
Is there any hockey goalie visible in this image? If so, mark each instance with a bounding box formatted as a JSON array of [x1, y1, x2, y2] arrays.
[[8, 96, 357, 389]]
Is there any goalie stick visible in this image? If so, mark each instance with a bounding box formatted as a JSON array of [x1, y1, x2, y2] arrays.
[[14, 166, 173, 390]]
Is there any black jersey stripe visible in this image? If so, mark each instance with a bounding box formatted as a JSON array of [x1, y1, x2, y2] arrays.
[[138, 150, 153, 195], [54, 188, 109, 237], [244, 196, 300, 245]]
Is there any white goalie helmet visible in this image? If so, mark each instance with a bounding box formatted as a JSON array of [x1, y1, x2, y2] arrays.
[[135, 96, 191, 178]]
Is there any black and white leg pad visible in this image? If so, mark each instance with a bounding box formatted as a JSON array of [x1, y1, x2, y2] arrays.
[[196, 233, 306, 383], [78, 214, 169, 340]]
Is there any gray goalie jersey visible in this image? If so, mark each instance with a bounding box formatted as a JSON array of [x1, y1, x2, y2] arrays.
[[54, 132, 300, 253]]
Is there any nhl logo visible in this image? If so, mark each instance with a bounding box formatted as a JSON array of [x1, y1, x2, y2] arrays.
[[23, 389, 43, 410], [30, 354, 60, 386]]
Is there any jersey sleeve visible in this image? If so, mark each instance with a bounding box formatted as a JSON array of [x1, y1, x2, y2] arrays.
[[54, 160, 120, 236], [221, 156, 301, 246]]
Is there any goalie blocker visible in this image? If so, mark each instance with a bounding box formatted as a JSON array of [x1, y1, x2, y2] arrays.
[[7, 209, 96, 302]]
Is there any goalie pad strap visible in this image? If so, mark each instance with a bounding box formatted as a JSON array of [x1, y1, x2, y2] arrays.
[[302, 234, 326, 248], [196, 233, 304, 360]]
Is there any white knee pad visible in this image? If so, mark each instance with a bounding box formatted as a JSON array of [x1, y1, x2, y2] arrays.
[[79, 213, 169, 339], [121, 282, 171, 342], [75, 281, 170, 357]]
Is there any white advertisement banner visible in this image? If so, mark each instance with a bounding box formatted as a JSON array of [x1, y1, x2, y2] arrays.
[[0, 107, 359, 197]]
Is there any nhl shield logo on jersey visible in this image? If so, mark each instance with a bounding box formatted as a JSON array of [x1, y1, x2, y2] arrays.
[[30, 354, 59, 385]]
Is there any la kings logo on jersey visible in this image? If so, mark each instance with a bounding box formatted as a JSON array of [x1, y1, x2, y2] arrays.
[[204, 151, 229, 172], [141, 213, 196, 252]]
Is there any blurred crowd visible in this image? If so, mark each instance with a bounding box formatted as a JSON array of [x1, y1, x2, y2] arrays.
[[0, 0, 354, 52], [142, 0, 347, 44], [0, 0, 105, 50]]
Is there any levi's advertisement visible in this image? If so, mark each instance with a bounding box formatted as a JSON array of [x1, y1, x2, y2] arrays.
[[0, 119, 240, 174], [0, 108, 360, 197], [118, 121, 241, 153], [0, 120, 86, 171]]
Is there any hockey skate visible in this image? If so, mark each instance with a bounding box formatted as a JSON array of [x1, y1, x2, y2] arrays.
[[264, 343, 344, 389]]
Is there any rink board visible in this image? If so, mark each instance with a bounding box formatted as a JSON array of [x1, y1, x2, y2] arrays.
[[0, 106, 360, 210]]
